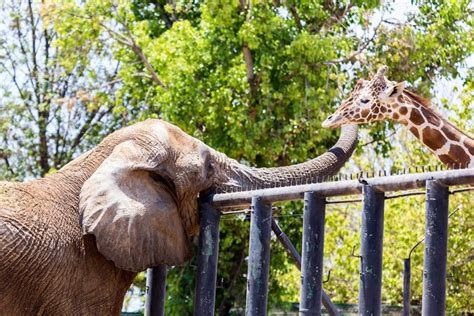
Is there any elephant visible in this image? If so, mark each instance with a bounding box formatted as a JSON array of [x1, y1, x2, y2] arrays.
[[0, 119, 357, 314]]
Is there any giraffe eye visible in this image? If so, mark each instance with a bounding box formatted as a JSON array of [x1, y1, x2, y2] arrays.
[[360, 98, 370, 104]]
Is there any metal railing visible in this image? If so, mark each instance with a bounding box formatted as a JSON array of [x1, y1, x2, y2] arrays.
[[144, 168, 474, 316]]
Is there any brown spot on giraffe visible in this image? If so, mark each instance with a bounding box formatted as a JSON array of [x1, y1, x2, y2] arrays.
[[449, 144, 470, 164], [422, 127, 445, 151], [409, 126, 419, 138], [399, 106, 408, 115], [361, 108, 370, 118], [409, 108, 424, 125], [420, 107, 441, 127], [392, 112, 400, 120], [464, 138, 474, 155], [380, 106, 387, 113], [442, 125, 462, 142], [438, 154, 455, 166]]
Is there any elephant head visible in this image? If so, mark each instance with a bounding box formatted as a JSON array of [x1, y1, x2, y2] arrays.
[[78, 119, 357, 272]]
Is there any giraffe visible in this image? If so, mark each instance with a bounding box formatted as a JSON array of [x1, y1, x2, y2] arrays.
[[322, 66, 474, 168]]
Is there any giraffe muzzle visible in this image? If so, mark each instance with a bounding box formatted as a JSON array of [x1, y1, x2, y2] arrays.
[[322, 113, 343, 128]]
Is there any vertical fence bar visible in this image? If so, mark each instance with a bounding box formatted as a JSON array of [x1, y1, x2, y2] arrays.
[[145, 265, 167, 316], [300, 192, 326, 315], [359, 185, 385, 316], [403, 258, 411, 316], [422, 180, 449, 316], [194, 196, 221, 316], [271, 219, 341, 316], [245, 196, 272, 316]]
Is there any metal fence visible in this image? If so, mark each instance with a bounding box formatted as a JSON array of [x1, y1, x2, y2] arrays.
[[144, 168, 474, 316]]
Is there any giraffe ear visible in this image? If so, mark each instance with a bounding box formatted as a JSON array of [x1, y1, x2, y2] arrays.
[[384, 81, 405, 98]]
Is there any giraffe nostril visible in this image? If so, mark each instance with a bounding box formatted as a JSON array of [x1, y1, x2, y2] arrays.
[[327, 115, 333, 120]]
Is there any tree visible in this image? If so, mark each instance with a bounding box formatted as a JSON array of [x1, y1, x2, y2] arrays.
[[0, 0, 123, 179], [2, 0, 473, 313]]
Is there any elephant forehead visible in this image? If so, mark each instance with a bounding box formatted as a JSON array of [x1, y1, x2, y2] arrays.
[[135, 119, 171, 143], [139, 119, 201, 153]]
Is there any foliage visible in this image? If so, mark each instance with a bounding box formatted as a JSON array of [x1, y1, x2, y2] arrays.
[[0, 0, 125, 179], [0, 0, 473, 314]]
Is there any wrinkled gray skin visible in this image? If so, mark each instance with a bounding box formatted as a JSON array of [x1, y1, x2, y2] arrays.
[[0, 119, 357, 314]]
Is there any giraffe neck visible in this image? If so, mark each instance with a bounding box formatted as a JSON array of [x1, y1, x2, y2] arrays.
[[388, 100, 474, 168]]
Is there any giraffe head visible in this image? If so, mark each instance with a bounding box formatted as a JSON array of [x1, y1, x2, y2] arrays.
[[322, 66, 406, 128]]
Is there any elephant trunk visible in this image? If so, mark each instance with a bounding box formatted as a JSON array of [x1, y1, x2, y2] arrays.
[[213, 124, 358, 193]]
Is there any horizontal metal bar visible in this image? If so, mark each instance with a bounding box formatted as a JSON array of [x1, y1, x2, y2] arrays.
[[211, 168, 474, 208], [385, 190, 426, 200], [450, 186, 474, 194], [326, 198, 362, 204]]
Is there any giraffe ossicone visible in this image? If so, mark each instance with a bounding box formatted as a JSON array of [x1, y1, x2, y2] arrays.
[[322, 66, 474, 168]]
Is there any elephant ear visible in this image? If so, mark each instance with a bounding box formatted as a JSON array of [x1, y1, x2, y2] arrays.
[[80, 140, 191, 272]]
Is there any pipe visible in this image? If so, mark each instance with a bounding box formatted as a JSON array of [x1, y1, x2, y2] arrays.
[[145, 265, 167, 316], [300, 192, 326, 315], [421, 180, 449, 316], [194, 197, 221, 316], [245, 197, 272, 316], [211, 168, 474, 208], [359, 185, 385, 316]]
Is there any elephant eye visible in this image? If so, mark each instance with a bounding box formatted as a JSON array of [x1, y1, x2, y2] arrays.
[[149, 172, 176, 193], [205, 157, 215, 178]]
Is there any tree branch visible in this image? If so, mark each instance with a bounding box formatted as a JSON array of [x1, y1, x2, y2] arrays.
[[13, 12, 39, 104], [239, 1, 258, 98], [28, 0, 40, 104], [317, 16, 383, 66], [99, 19, 166, 88], [217, 245, 247, 316], [242, 43, 258, 97], [0, 151, 15, 176], [157, 2, 174, 29], [2, 48, 38, 122], [288, 5, 303, 31], [361, 126, 401, 147], [63, 9, 167, 88]]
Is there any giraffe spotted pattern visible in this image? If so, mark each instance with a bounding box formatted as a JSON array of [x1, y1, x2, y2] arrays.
[[322, 66, 474, 168]]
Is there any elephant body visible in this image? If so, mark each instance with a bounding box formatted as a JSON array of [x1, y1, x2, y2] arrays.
[[0, 119, 357, 314], [0, 169, 135, 314]]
